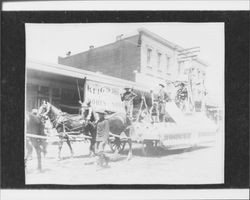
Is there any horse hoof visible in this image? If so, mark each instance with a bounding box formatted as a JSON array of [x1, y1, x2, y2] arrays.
[[126, 154, 132, 161]]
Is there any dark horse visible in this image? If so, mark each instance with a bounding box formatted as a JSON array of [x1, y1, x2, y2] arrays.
[[39, 103, 133, 160], [82, 112, 134, 160], [38, 104, 94, 160], [25, 112, 47, 171]]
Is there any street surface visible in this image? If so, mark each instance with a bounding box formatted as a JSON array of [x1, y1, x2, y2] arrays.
[[25, 131, 223, 185]]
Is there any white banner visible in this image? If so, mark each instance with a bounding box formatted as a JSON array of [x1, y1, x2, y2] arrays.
[[85, 80, 125, 113]]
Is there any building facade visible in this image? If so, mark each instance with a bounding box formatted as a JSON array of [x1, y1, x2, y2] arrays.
[[26, 28, 208, 114], [58, 28, 208, 91], [25, 60, 149, 113]]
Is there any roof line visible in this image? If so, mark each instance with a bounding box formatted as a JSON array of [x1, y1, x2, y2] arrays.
[[58, 34, 139, 60], [137, 28, 209, 67], [26, 59, 150, 91]]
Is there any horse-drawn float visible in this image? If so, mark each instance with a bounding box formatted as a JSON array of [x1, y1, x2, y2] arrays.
[[132, 102, 219, 156]]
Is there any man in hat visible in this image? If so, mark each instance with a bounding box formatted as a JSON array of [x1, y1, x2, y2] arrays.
[[150, 100, 159, 123], [95, 110, 110, 167], [177, 82, 188, 111], [121, 87, 136, 119], [157, 84, 169, 122]]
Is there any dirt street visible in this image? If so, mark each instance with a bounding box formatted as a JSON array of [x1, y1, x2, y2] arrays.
[[25, 132, 223, 185]]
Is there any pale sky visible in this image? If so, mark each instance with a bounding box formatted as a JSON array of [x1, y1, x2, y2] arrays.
[[26, 23, 224, 106]]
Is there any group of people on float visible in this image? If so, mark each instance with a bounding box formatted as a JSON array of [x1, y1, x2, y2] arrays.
[[120, 82, 189, 123]]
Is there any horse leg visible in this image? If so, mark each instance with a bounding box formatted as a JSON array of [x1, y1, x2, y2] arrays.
[[57, 139, 63, 160], [65, 136, 74, 158], [41, 140, 48, 158], [26, 139, 33, 160], [125, 130, 133, 161], [34, 145, 42, 171], [126, 138, 133, 161], [89, 139, 95, 156]]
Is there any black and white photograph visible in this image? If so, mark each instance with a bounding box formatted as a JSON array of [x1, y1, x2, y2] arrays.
[[24, 22, 224, 185]]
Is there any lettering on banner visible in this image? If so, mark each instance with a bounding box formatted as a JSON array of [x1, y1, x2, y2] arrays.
[[86, 80, 125, 113], [164, 133, 191, 141]]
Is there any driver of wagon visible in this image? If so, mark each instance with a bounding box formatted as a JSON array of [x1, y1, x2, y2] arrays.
[[95, 110, 109, 161]]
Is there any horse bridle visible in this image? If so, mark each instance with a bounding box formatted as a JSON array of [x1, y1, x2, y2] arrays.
[[39, 106, 61, 128]]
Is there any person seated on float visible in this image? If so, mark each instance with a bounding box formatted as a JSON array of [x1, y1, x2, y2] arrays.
[[150, 100, 159, 123], [95, 110, 110, 167], [157, 84, 170, 122], [177, 82, 188, 111], [121, 87, 136, 119]]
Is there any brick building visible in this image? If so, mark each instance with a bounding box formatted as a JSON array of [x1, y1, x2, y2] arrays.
[[26, 28, 208, 114], [58, 28, 208, 90]]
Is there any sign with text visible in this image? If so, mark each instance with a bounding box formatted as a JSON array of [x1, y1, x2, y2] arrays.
[[85, 80, 125, 113]]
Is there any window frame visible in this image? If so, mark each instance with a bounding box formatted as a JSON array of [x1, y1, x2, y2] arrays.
[[157, 51, 162, 69], [146, 47, 153, 66], [166, 54, 171, 74]]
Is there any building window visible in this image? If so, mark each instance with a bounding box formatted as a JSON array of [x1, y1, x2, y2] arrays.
[[27, 84, 39, 95], [61, 88, 75, 104], [197, 70, 201, 79], [52, 88, 60, 98], [166, 55, 171, 73], [178, 61, 184, 75], [39, 86, 49, 96], [157, 52, 162, 69], [184, 68, 189, 75], [147, 48, 152, 65]]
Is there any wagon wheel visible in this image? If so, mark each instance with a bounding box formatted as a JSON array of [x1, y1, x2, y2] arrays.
[[142, 140, 157, 156], [109, 137, 126, 153]]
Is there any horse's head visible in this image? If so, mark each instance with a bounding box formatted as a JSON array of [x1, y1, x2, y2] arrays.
[[38, 103, 63, 127], [37, 103, 48, 115]]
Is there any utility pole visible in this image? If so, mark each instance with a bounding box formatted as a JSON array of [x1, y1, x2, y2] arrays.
[[177, 46, 200, 113]]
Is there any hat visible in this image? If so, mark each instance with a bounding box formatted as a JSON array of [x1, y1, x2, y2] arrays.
[[124, 87, 131, 91], [159, 84, 165, 88]]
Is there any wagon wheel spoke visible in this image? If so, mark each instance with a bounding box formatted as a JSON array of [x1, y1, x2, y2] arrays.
[[111, 143, 117, 150], [109, 138, 126, 153]]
